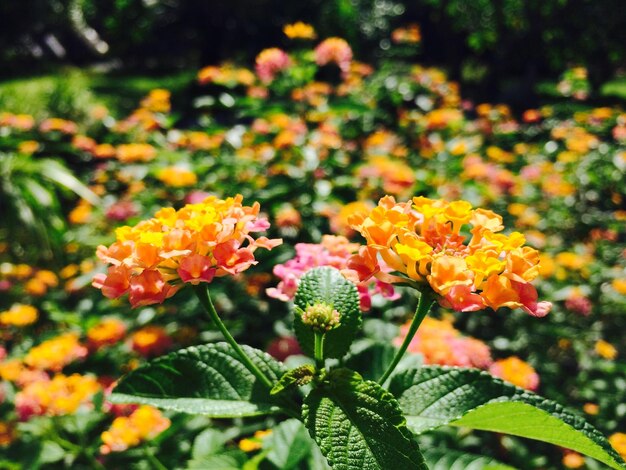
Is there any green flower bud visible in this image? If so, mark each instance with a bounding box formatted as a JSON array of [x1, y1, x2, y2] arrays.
[[301, 302, 341, 332]]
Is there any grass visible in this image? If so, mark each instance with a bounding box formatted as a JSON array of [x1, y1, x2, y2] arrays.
[[0, 68, 195, 120]]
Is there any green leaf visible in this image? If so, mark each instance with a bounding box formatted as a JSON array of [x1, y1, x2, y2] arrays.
[[390, 366, 626, 470], [294, 267, 361, 359], [303, 368, 427, 470], [186, 450, 246, 469], [39, 159, 100, 205], [111, 342, 286, 417], [40, 441, 65, 464], [422, 447, 516, 470], [192, 429, 231, 459], [271, 364, 315, 396], [265, 419, 313, 470]]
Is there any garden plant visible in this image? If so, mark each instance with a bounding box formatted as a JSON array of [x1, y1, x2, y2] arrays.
[[1, 21, 625, 470]]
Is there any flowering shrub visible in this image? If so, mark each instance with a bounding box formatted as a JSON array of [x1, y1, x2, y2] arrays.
[[0, 23, 624, 469]]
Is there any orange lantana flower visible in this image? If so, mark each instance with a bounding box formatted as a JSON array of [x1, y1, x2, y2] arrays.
[[345, 195, 551, 317], [93, 195, 281, 308]]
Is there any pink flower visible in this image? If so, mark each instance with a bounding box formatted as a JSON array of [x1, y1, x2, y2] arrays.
[[255, 48, 291, 83], [314, 37, 353, 73], [267, 235, 398, 311], [106, 201, 138, 222], [129, 270, 177, 308], [177, 254, 216, 284]]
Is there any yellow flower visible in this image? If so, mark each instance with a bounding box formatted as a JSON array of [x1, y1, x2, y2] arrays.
[[116, 143, 157, 163], [69, 200, 92, 225], [609, 433, 626, 459], [140, 89, 171, 113], [583, 403, 599, 415], [16, 373, 100, 417], [595, 340, 617, 360], [156, 166, 197, 187], [283, 22, 316, 40], [24, 333, 87, 371], [238, 429, 272, 452], [0, 304, 38, 327], [18, 140, 39, 155], [100, 406, 170, 454], [612, 278, 626, 295]]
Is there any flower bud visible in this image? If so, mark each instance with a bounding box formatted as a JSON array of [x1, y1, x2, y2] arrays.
[[301, 303, 340, 332]]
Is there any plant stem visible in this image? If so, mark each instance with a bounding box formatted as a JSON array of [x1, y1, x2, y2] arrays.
[[194, 285, 274, 390], [143, 444, 168, 470], [378, 291, 434, 386], [314, 331, 325, 370]]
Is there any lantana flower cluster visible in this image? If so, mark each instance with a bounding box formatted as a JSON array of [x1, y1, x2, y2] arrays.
[[93, 195, 281, 307], [396, 316, 539, 390], [100, 405, 170, 454], [255, 48, 292, 83], [396, 316, 493, 369], [345, 196, 552, 316], [15, 373, 101, 420]]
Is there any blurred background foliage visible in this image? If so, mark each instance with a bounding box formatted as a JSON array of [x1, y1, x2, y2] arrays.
[[3, 0, 626, 110]]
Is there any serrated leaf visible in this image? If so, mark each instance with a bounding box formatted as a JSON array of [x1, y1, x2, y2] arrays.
[[422, 447, 516, 470], [271, 365, 315, 396], [111, 342, 286, 417], [303, 368, 427, 470], [390, 366, 626, 470], [294, 267, 361, 359], [265, 419, 313, 470]]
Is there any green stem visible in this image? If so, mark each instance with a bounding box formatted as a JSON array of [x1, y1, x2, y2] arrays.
[[378, 291, 434, 386], [194, 285, 274, 390], [143, 444, 168, 470], [314, 331, 325, 370]]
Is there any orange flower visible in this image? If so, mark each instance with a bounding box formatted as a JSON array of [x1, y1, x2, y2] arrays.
[[24, 333, 88, 371], [15, 373, 100, 420], [562, 452, 585, 468], [283, 22, 316, 40], [100, 405, 170, 454], [94, 195, 281, 308], [391, 24, 421, 44], [489, 356, 539, 391], [116, 143, 157, 163], [595, 340, 617, 360], [395, 316, 492, 368], [0, 304, 38, 327], [87, 318, 127, 349], [346, 196, 551, 316], [140, 89, 171, 113], [131, 326, 172, 357], [156, 166, 197, 187], [609, 433, 626, 460]]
